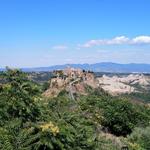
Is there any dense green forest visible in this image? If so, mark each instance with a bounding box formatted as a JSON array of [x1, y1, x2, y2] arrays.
[[0, 68, 150, 150]]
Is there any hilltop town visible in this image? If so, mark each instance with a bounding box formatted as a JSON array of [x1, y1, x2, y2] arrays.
[[43, 67, 99, 98]]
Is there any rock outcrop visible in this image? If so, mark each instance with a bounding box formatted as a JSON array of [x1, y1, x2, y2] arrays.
[[43, 67, 99, 98], [97, 74, 150, 95]]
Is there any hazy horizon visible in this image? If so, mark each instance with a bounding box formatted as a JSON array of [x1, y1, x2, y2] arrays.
[[2, 61, 150, 69]]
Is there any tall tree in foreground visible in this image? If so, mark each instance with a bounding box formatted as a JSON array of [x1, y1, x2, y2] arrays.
[[0, 68, 41, 124]]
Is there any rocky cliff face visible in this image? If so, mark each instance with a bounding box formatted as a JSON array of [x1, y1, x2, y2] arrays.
[[43, 67, 99, 98], [97, 74, 150, 95]]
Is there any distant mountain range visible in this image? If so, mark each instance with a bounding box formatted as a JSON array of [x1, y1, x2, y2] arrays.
[[1, 62, 150, 73]]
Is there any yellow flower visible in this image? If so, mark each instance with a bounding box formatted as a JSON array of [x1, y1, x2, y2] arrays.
[[128, 142, 141, 150], [40, 121, 59, 136]]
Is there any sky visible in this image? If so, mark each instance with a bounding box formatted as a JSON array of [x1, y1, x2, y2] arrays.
[[0, 0, 150, 67]]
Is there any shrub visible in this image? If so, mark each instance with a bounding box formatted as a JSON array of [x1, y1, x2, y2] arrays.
[[102, 99, 150, 136], [127, 126, 150, 150]]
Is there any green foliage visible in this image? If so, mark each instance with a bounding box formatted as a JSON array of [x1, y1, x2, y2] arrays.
[[102, 99, 150, 136], [0, 127, 13, 150], [0, 119, 37, 150], [79, 93, 150, 136], [125, 92, 150, 103], [41, 81, 50, 91], [127, 126, 150, 150], [0, 68, 41, 124], [39, 94, 121, 150], [46, 96, 98, 150], [0, 68, 150, 150]]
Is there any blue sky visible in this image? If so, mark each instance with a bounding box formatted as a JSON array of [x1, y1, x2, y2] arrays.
[[0, 0, 150, 67]]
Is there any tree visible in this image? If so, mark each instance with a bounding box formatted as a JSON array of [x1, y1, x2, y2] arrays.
[[102, 99, 150, 136], [0, 68, 41, 123]]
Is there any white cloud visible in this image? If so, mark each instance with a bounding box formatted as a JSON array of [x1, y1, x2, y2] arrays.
[[108, 36, 129, 44], [52, 45, 68, 50], [80, 35, 150, 48], [132, 36, 150, 44]]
